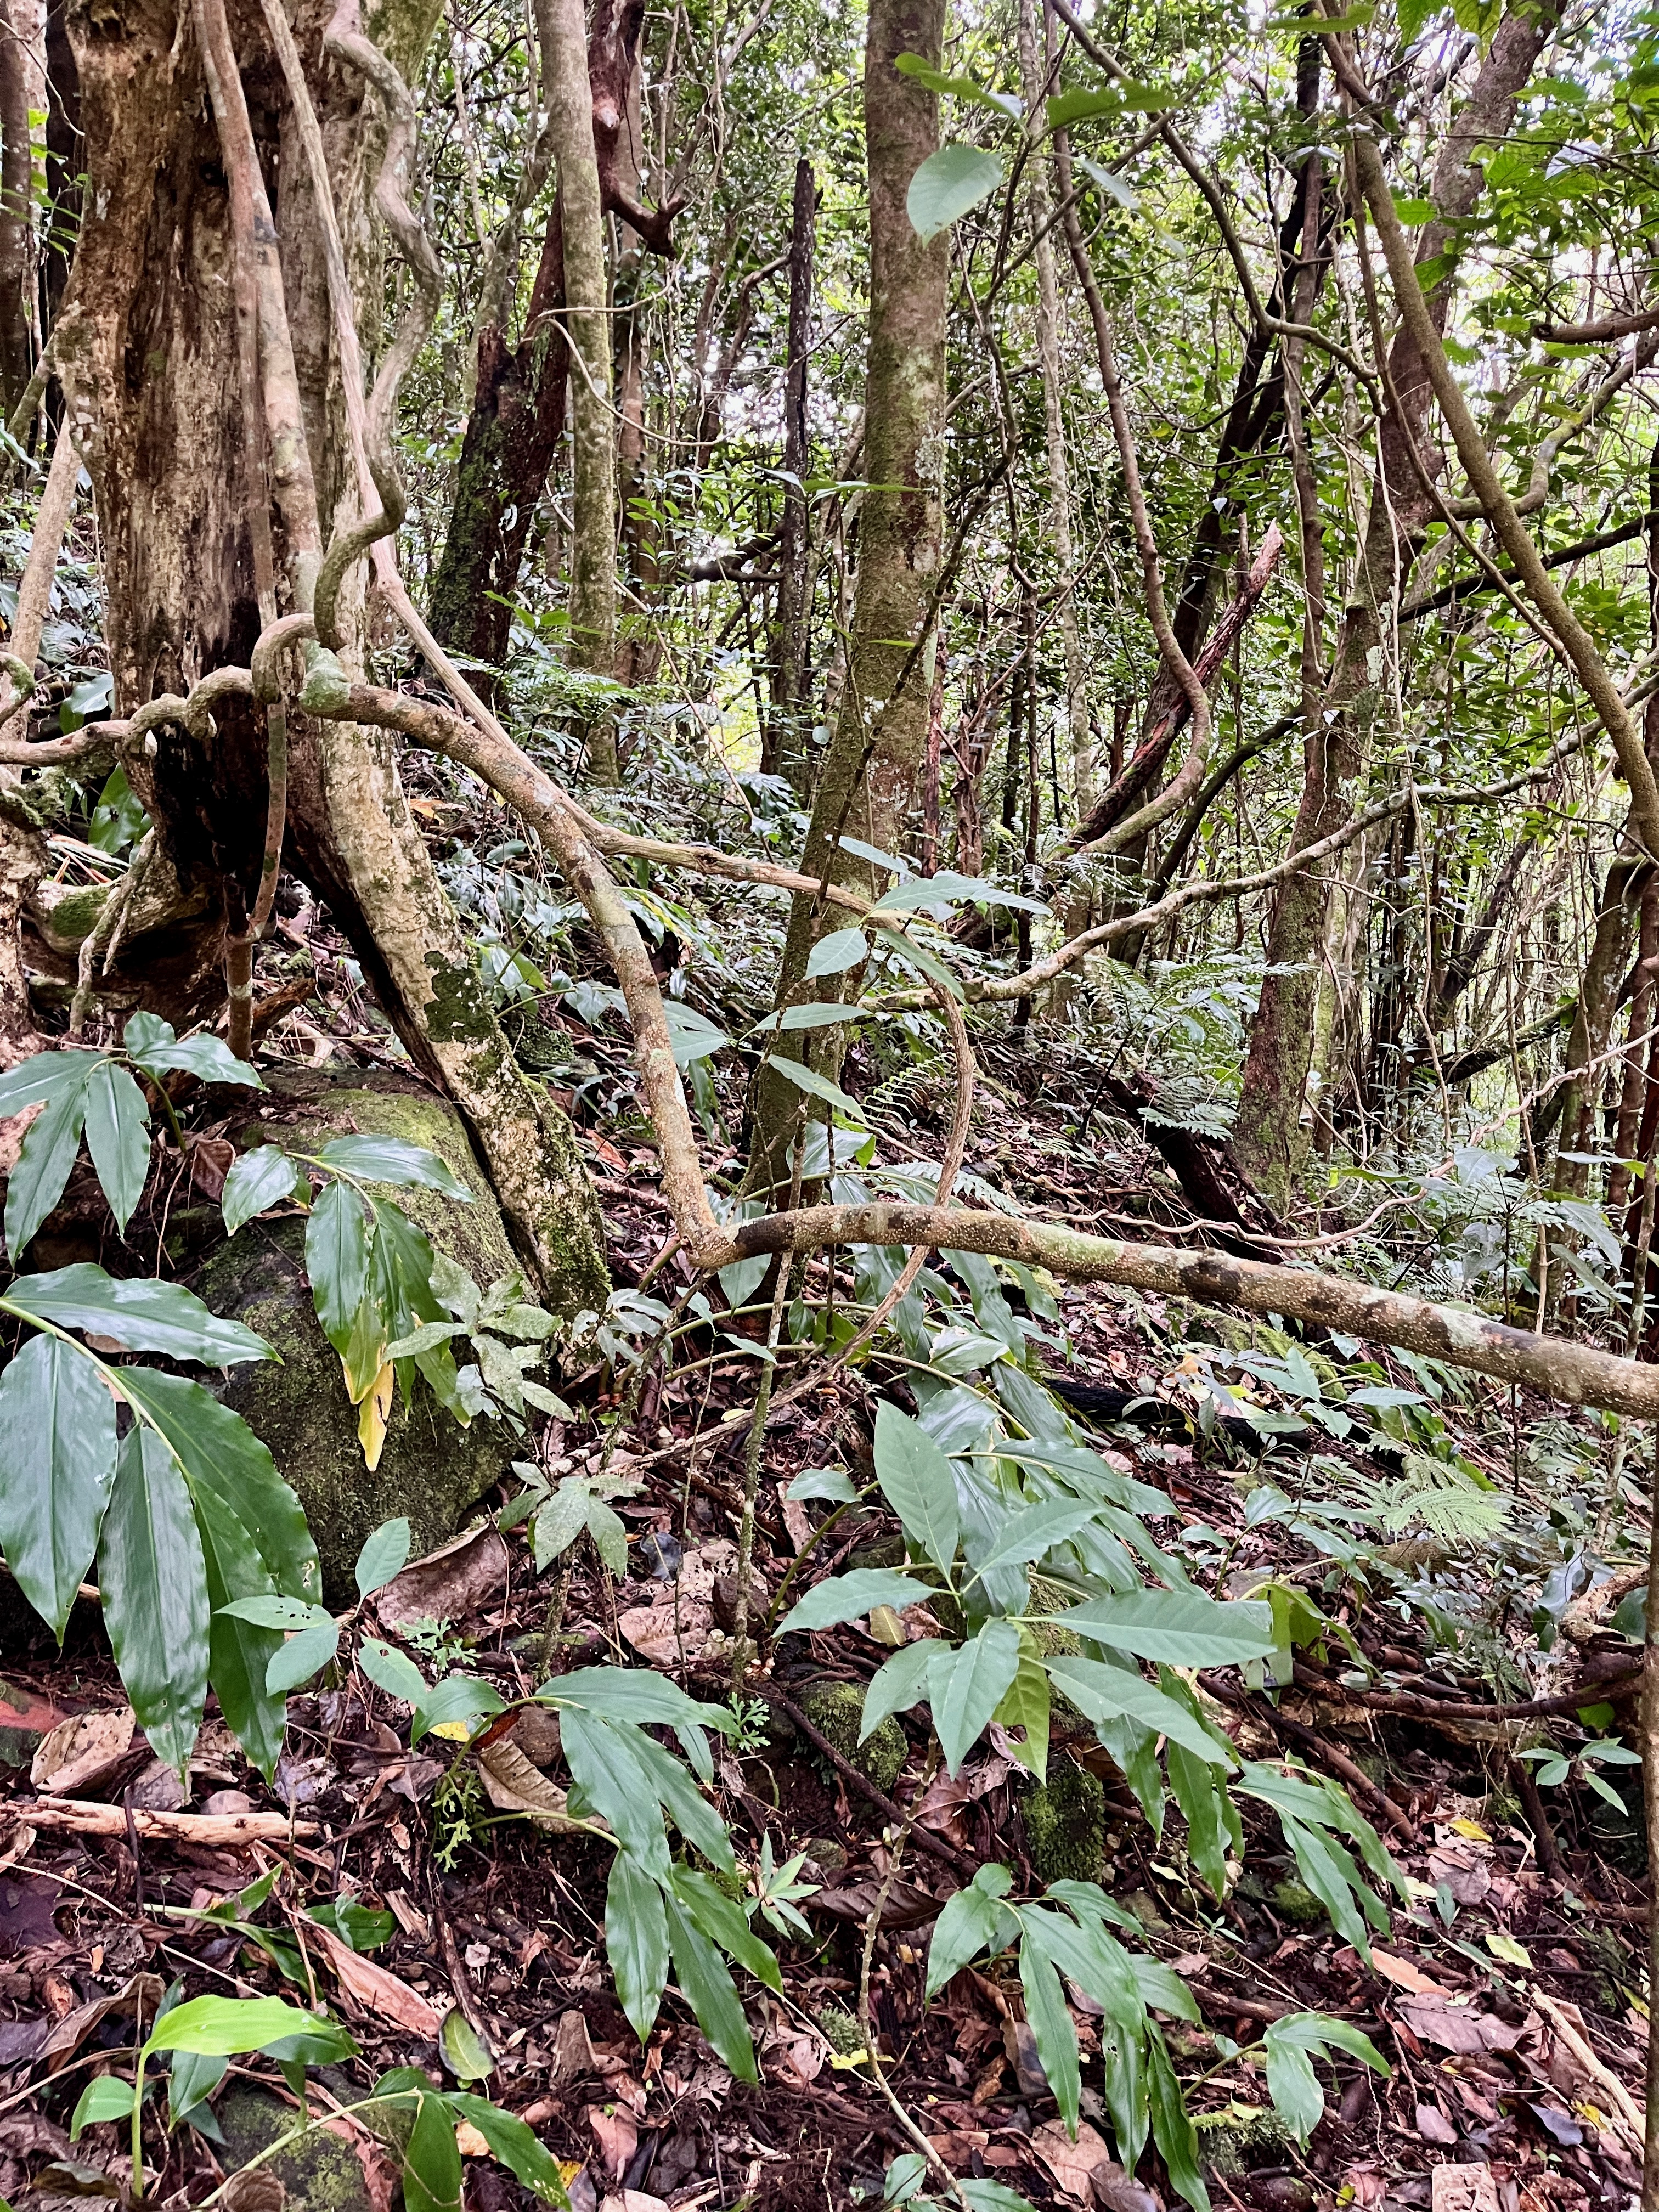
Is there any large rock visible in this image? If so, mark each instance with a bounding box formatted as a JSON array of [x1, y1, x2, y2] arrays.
[[198, 1074, 521, 1602], [216, 2083, 374, 2212]]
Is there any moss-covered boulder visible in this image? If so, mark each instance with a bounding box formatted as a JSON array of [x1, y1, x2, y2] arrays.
[[1021, 1757, 1107, 1886], [798, 1678, 906, 1796], [217, 2084, 373, 2212], [199, 1076, 521, 1602]]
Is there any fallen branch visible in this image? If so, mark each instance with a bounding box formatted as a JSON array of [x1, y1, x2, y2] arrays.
[[766, 1686, 977, 1881], [1297, 1662, 1641, 1722], [20, 1798, 317, 1844]]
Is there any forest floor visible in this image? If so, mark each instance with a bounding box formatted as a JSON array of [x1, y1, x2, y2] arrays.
[[0, 862, 1652, 2212]]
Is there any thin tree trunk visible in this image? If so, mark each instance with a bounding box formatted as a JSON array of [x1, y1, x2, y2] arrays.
[[762, 156, 816, 785], [0, 0, 34, 415]]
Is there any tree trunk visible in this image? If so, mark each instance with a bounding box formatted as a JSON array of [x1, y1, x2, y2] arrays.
[[0, 0, 35, 415], [55, 0, 608, 1314], [761, 156, 816, 785], [747, 0, 947, 1191], [1231, 0, 1559, 1207]]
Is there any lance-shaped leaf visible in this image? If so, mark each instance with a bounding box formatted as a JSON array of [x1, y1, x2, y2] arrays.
[[315, 1136, 472, 1199], [7, 1264, 274, 1365], [774, 1568, 939, 1637], [872, 1402, 960, 1571], [1063, 1588, 1276, 1668], [0, 1330, 118, 1638], [932, 1618, 1020, 1774], [307, 1177, 371, 1352], [607, 1848, 670, 2042], [100, 1424, 210, 1777], [221, 1146, 303, 1235], [83, 1060, 151, 1233], [5, 1071, 91, 1257], [1042, 1654, 1235, 1765]]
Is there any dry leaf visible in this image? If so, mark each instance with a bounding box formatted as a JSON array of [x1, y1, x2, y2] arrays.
[[1415, 2104, 1459, 2146], [187, 1136, 235, 1201], [599, 2196, 669, 2212], [30, 1709, 135, 1797], [374, 1527, 510, 1630], [1032, 2117, 1115, 2202], [1395, 1993, 1521, 2056], [221, 2169, 286, 2212], [1430, 2166, 1500, 2212], [454, 2122, 492, 2158], [475, 1739, 582, 1830], [1369, 1948, 1447, 1996], [41, 1973, 164, 2070], [588, 2106, 637, 2184], [552, 2010, 597, 2078], [307, 1920, 442, 2037]]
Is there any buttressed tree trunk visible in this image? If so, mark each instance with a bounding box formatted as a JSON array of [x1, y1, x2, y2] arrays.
[[54, 0, 608, 1313], [748, 0, 947, 1192], [1229, 0, 1560, 1209]]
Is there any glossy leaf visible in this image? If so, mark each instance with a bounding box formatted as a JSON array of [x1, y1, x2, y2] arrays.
[[7, 1264, 274, 1365], [186, 1481, 286, 1778], [306, 1177, 371, 1351], [401, 2086, 464, 2212], [265, 1620, 341, 1695], [83, 1059, 151, 1232], [540, 1666, 733, 1732], [1042, 1654, 1235, 1765], [872, 1402, 959, 1570], [774, 1567, 939, 1637], [5, 1073, 89, 1257], [221, 1146, 302, 1235], [143, 1993, 341, 2058], [665, 1893, 758, 2083], [803, 927, 868, 978], [1147, 2028, 1209, 2211], [671, 1866, 783, 1991], [356, 1517, 412, 1598], [992, 1631, 1051, 1781], [439, 2007, 494, 2082], [0, 1330, 117, 1639], [926, 1865, 1016, 1999], [411, 1674, 505, 1744], [607, 1849, 670, 2041], [907, 143, 1003, 241], [862, 1639, 945, 1740], [1019, 1936, 1080, 2135], [933, 1618, 1020, 1774], [72, 2076, 136, 2135], [0, 1047, 101, 1121], [445, 2096, 571, 2204], [360, 1636, 428, 1705], [124, 1018, 263, 1090], [315, 1136, 471, 1199], [1064, 1588, 1276, 1668], [100, 1424, 210, 1777]]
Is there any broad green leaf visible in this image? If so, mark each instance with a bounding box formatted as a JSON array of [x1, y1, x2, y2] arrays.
[[671, 1865, 783, 1990], [144, 1994, 341, 2058], [886, 2153, 929, 2205], [532, 1481, 590, 1570], [0, 1047, 101, 1121], [1019, 1936, 1080, 2135], [101, 1425, 210, 1777], [787, 1466, 859, 1503], [83, 1060, 151, 1232], [763, 1054, 867, 1124], [7, 1265, 274, 1365], [5, 1073, 89, 1257], [933, 1619, 1020, 1774], [662, 1003, 728, 1066], [359, 1636, 427, 1705], [893, 50, 1022, 116], [187, 1482, 285, 1779], [1166, 1739, 1240, 1898], [445, 2097, 571, 2204], [862, 1639, 945, 1739], [72, 2076, 136, 2135], [585, 1497, 629, 1575], [1147, 2028, 1209, 2211], [0, 1331, 117, 1638], [907, 143, 1003, 241], [774, 1568, 938, 1637], [221, 1146, 302, 1235], [665, 1893, 758, 2083], [804, 928, 868, 979], [306, 1177, 371, 1350], [992, 1632, 1051, 1781], [167, 2046, 227, 2131], [558, 1708, 673, 1875], [539, 1666, 733, 1732], [384, 1321, 465, 1359], [1064, 1589, 1276, 1667], [411, 1674, 505, 1743], [356, 1517, 412, 1599], [1281, 1816, 1383, 1955], [775, 1002, 864, 1031], [120, 1368, 319, 1600], [439, 2008, 494, 2082], [926, 1865, 1017, 1998], [972, 1499, 1098, 1576], [873, 1402, 959, 1571], [315, 1136, 471, 1200], [1263, 2028, 1324, 2143], [401, 2087, 464, 2212], [1042, 1654, 1234, 1765], [957, 2185, 1037, 2212], [607, 1849, 671, 2041], [1269, 2013, 1388, 2070], [266, 1620, 341, 1695], [624, 1724, 737, 1874], [126, 1028, 263, 1090]]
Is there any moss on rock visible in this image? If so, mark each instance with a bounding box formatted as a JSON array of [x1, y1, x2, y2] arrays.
[[201, 1080, 520, 1602], [1020, 1757, 1107, 1887], [799, 1677, 906, 1796], [217, 2085, 371, 2212], [1270, 1877, 1326, 1925]]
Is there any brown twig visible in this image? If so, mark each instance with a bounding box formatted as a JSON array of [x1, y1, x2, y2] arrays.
[[766, 1686, 975, 1881]]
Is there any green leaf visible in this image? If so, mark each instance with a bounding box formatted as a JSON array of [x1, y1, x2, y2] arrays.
[[401, 2086, 464, 2212], [356, 1517, 412, 1599], [774, 1002, 865, 1031], [126, 1025, 263, 1090], [72, 2076, 137, 2135], [1063, 1589, 1276, 1667], [411, 1674, 504, 1744], [101, 1425, 210, 1777], [0, 1047, 101, 1121], [119, 1368, 319, 1600], [873, 1402, 960, 1571], [662, 1003, 729, 1066], [804, 928, 868, 979], [585, 1497, 629, 1575], [607, 1849, 671, 2041], [143, 1994, 342, 2059], [445, 2097, 571, 2204], [1019, 1936, 1080, 2134], [957, 2184, 1037, 2212], [5, 1070, 90, 1257], [886, 2153, 929, 2205], [787, 1467, 859, 1503], [1042, 1654, 1234, 1765], [926, 1865, 1017, 1998], [1166, 1739, 1240, 1897], [762, 1054, 868, 1125], [83, 1060, 151, 1233], [266, 1620, 341, 1695], [671, 1866, 783, 1991], [167, 2047, 227, 2132], [540, 1666, 733, 1733], [933, 1619, 1021, 1774], [7, 1264, 275, 1365], [306, 1178, 371, 1351], [906, 143, 1003, 241], [439, 2008, 494, 2083], [221, 1146, 302, 1235], [1147, 2029, 1209, 2211], [973, 1499, 1098, 1576], [992, 1633, 1051, 1781], [315, 1136, 472, 1200], [774, 1568, 939, 1637], [187, 1482, 285, 1779], [893, 50, 1021, 116], [0, 1330, 117, 1639], [360, 1637, 428, 1705], [1262, 2028, 1324, 2143], [665, 1893, 758, 2083], [862, 1640, 946, 1739]]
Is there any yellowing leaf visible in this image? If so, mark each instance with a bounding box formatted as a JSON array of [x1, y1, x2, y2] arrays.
[[1487, 1932, 1532, 1968], [357, 1362, 394, 1471], [455, 2121, 491, 2158], [1449, 1818, 1491, 1841], [430, 1719, 472, 1742], [828, 2047, 871, 2069], [867, 1604, 908, 1646]]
